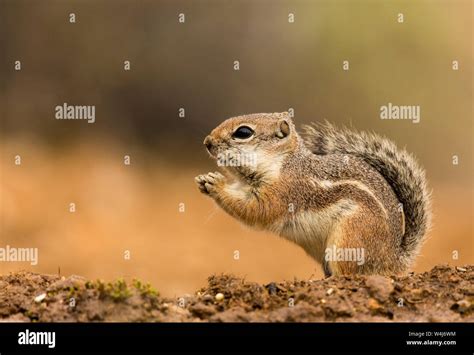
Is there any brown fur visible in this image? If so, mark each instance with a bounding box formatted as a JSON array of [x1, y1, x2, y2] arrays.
[[195, 112, 431, 276]]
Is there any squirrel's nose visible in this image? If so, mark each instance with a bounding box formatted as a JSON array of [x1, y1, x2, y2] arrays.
[[203, 136, 214, 154]]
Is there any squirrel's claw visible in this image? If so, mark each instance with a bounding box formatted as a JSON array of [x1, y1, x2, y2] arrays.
[[195, 172, 225, 195]]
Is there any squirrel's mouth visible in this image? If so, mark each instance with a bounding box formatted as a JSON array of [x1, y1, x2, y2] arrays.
[[218, 162, 259, 185], [206, 146, 259, 182], [221, 149, 259, 180]]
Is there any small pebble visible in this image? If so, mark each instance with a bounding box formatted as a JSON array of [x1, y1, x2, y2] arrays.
[[456, 267, 467, 272], [34, 293, 46, 303], [267, 282, 277, 295], [215, 293, 224, 301], [368, 298, 382, 311], [202, 294, 214, 303], [326, 288, 334, 295], [451, 299, 473, 314]]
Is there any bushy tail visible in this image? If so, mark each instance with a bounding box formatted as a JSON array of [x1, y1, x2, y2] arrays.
[[303, 121, 432, 259]]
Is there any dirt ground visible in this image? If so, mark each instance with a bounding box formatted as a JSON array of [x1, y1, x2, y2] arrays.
[[0, 264, 472, 322]]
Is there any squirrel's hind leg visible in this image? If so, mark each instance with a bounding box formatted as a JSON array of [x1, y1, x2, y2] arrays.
[[325, 210, 396, 276], [323, 261, 333, 278]]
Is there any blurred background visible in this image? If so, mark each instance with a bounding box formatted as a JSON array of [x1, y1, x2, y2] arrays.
[[0, 0, 472, 296]]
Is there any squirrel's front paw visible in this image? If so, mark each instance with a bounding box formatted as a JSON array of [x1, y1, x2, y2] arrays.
[[195, 172, 225, 196]]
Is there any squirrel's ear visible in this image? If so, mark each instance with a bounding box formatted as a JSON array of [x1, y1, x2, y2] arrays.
[[276, 119, 290, 138]]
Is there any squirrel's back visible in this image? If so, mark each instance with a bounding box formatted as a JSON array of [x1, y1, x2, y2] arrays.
[[303, 121, 432, 264]]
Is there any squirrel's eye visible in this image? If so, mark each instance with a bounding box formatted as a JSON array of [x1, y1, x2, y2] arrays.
[[232, 126, 254, 139]]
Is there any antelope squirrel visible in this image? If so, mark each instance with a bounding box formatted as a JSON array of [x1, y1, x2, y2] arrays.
[[195, 112, 431, 276]]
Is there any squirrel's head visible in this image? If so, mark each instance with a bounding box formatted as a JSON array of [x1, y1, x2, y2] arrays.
[[203, 112, 299, 182]]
